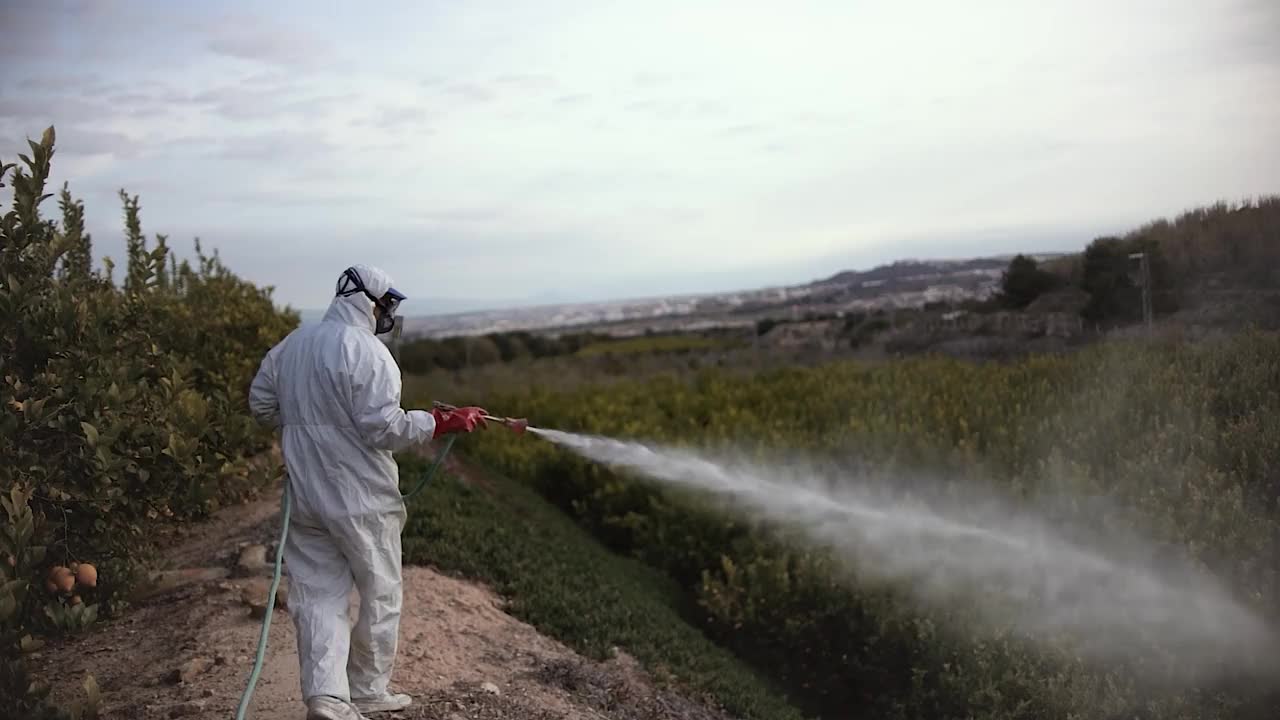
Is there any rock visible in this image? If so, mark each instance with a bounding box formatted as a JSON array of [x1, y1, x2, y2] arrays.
[[480, 681, 501, 696], [167, 657, 213, 684], [241, 577, 288, 618], [234, 544, 269, 577], [202, 688, 215, 698], [169, 699, 206, 717]]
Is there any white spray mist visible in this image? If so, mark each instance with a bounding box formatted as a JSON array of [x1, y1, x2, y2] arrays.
[[530, 427, 1279, 682]]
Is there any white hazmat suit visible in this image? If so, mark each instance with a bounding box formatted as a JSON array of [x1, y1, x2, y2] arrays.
[[249, 264, 434, 718]]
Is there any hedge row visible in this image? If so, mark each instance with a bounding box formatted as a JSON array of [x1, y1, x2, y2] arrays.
[[1, 128, 297, 717]]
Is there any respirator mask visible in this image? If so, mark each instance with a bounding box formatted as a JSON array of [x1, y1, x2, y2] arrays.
[[337, 267, 406, 335]]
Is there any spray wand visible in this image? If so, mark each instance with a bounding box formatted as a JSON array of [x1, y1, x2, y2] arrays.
[[432, 400, 531, 435]]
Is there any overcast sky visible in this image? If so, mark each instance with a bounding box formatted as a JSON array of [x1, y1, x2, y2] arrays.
[[2, 0, 1277, 313]]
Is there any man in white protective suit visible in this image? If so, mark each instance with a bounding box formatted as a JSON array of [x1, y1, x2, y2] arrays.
[[249, 264, 488, 720]]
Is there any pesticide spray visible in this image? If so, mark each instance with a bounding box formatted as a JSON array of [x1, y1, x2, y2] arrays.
[[527, 427, 1279, 682], [238, 403, 1274, 718]]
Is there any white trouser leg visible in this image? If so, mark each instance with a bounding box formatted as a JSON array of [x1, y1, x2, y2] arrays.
[[332, 507, 406, 700], [285, 517, 355, 702]]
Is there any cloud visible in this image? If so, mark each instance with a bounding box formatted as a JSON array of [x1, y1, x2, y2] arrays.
[[55, 128, 141, 157], [443, 83, 495, 103], [16, 73, 109, 93], [715, 123, 764, 137], [493, 73, 559, 91], [623, 97, 706, 117], [214, 132, 337, 164], [0, 2, 59, 59], [414, 207, 509, 226], [632, 72, 672, 88], [201, 15, 326, 68], [0, 95, 111, 123], [362, 105, 434, 131], [203, 188, 375, 208], [694, 99, 727, 117], [186, 83, 354, 122], [2, 1, 184, 64], [554, 93, 592, 106]]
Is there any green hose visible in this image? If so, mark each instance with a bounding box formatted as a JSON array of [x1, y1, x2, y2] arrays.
[[234, 479, 291, 720], [234, 436, 456, 719], [400, 435, 456, 499]]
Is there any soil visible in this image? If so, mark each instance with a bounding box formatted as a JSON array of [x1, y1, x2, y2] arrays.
[[28, 466, 737, 720]]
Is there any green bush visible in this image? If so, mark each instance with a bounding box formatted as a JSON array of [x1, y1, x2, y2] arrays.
[[1, 127, 295, 715], [576, 334, 726, 357], [398, 456, 805, 720], [439, 334, 1280, 719]]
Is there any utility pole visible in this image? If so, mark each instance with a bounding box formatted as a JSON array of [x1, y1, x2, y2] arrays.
[[389, 315, 404, 366], [1128, 251, 1153, 333]]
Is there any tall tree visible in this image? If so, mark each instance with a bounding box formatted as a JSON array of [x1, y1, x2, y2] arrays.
[[997, 254, 1061, 309]]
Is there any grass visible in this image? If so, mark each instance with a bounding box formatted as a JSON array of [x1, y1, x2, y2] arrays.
[[397, 453, 807, 720], [576, 334, 728, 357]]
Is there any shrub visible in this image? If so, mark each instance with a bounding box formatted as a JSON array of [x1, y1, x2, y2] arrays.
[[1, 127, 295, 715]]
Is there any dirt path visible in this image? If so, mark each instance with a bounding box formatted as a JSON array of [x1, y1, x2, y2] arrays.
[[30, 475, 736, 720]]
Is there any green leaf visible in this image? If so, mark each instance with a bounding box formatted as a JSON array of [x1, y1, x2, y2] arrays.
[[83, 672, 101, 709], [20, 634, 44, 653], [27, 679, 51, 699], [81, 421, 99, 446]]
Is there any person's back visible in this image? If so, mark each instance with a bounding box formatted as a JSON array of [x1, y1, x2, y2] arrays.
[[249, 265, 488, 720], [262, 304, 411, 523]]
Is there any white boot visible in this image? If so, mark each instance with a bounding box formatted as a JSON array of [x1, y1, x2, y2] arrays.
[[306, 695, 368, 720], [351, 692, 412, 714]]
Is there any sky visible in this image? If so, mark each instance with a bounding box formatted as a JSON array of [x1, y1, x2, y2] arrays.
[[2, 0, 1278, 314]]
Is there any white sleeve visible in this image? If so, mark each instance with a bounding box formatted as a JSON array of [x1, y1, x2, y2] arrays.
[[347, 337, 436, 452], [248, 341, 283, 428]]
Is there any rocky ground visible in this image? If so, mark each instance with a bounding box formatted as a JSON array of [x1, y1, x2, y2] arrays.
[[29, 469, 737, 720]]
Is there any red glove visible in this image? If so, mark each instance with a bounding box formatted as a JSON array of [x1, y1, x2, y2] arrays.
[[431, 406, 487, 438]]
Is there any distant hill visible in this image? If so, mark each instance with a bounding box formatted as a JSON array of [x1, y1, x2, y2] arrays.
[[295, 296, 515, 326], [395, 254, 1045, 338], [813, 254, 1071, 289], [389, 194, 1280, 340]]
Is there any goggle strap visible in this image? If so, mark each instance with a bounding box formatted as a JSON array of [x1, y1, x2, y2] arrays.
[[337, 269, 401, 314]]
